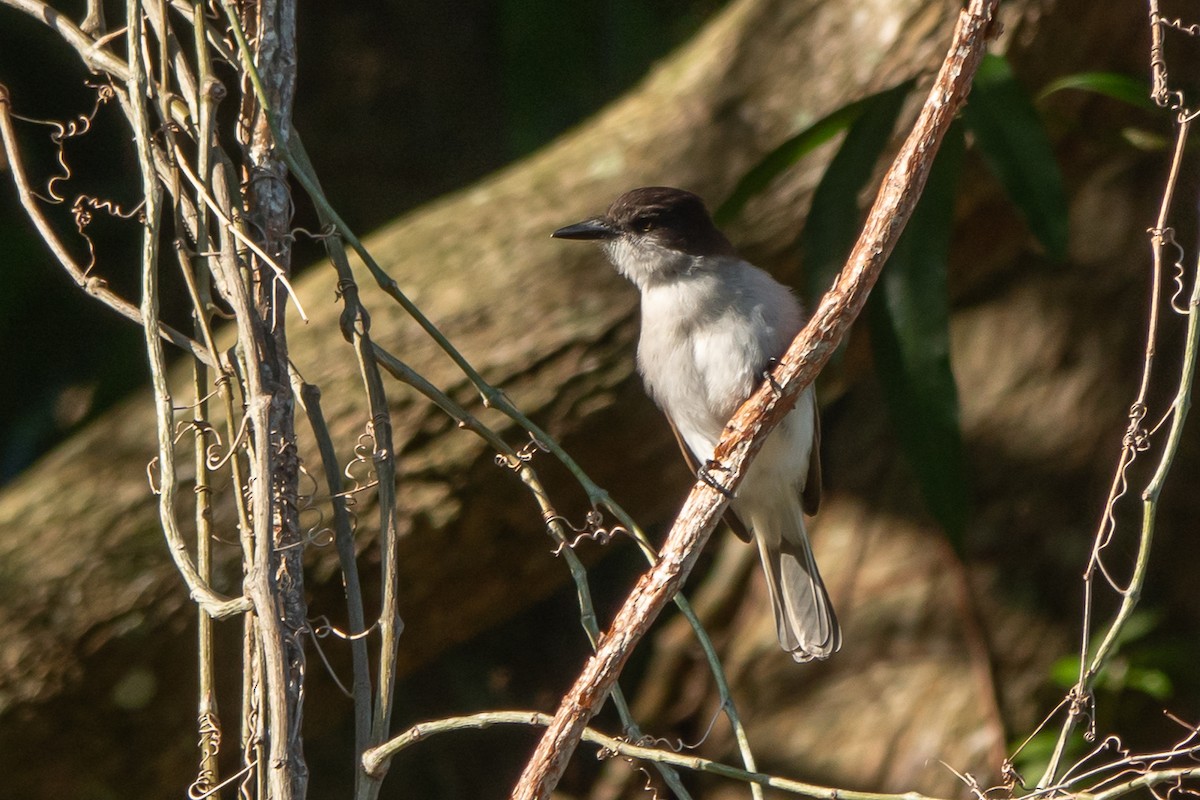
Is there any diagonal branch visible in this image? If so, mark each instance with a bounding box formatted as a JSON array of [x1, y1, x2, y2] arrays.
[[510, 1, 1001, 797]]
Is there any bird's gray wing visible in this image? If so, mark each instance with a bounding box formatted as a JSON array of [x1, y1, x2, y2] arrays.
[[801, 401, 822, 516]]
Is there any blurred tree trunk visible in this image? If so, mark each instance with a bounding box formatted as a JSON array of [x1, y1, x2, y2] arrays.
[[0, 0, 1177, 797]]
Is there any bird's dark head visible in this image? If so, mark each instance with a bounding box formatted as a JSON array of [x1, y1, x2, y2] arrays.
[[552, 186, 737, 288]]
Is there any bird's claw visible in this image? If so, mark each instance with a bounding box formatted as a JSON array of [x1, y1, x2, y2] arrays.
[[762, 357, 783, 398], [698, 459, 735, 498]]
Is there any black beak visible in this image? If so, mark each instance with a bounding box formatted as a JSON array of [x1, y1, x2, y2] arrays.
[[551, 217, 617, 241]]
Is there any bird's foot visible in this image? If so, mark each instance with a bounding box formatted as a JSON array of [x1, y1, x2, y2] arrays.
[[762, 357, 784, 398], [698, 459, 735, 498]]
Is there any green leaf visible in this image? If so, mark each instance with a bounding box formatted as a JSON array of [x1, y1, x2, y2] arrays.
[[1050, 610, 1164, 689], [1008, 727, 1089, 786], [1107, 609, 1162, 648], [1039, 72, 1156, 111], [799, 80, 914, 307], [963, 54, 1069, 260], [714, 81, 913, 227], [1050, 654, 1081, 688], [868, 122, 970, 544], [1121, 666, 1173, 700]]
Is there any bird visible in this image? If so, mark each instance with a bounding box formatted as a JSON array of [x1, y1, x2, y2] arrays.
[[551, 186, 839, 661]]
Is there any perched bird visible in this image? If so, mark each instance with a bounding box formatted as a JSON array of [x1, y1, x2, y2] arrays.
[[552, 186, 839, 661]]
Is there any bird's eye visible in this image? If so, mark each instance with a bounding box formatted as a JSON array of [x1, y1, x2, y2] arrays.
[[632, 217, 655, 233]]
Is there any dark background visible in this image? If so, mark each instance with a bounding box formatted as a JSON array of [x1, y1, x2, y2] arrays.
[[0, 0, 724, 485], [0, 3, 724, 796]]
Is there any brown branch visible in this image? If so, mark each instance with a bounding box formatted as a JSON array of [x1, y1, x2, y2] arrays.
[[510, 1, 1001, 797], [231, 1, 308, 796]]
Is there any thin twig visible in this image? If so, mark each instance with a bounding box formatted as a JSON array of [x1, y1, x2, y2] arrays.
[[171, 142, 309, 322], [1, 0, 128, 77], [294, 375, 377, 800], [183, 230, 222, 793], [126, 4, 249, 620], [143, 0, 199, 122], [229, 0, 309, 796], [364, 710, 947, 800], [370, 709, 1199, 800], [0, 84, 216, 367], [209, 144, 303, 799], [1037, 93, 1197, 790], [280, 133, 400, 800]]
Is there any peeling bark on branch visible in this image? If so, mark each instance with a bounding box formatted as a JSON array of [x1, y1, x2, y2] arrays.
[[510, 3, 1000, 796]]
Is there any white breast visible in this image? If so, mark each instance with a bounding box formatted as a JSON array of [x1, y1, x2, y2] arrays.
[[635, 259, 802, 465]]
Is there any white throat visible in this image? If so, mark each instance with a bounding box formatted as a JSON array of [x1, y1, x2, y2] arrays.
[[602, 237, 709, 290]]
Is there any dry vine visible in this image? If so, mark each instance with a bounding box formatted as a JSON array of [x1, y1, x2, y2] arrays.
[[3, 1, 1199, 799], [1024, 2, 1200, 792], [1, 2, 762, 798]]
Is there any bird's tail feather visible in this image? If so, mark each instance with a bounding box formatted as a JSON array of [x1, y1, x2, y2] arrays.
[[749, 499, 840, 662]]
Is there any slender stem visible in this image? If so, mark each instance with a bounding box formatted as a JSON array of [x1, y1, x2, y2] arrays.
[[364, 711, 943, 800], [355, 334, 402, 789], [186, 243, 221, 791], [1037, 112, 1197, 791], [1, 0, 129, 77], [294, 375, 374, 791], [236, 0, 309, 795], [367, 710, 1199, 800], [1088, 221, 1200, 675], [143, 0, 198, 121], [1134, 116, 1188, 405], [183, 24, 222, 761], [126, 0, 248, 620], [1089, 767, 1200, 800], [277, 132, 400, 800], [0, 85, 215, 367]]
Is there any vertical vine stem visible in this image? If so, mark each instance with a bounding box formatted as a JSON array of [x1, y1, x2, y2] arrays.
[[1036, 136, 1195, 786], [237, 0, 309, 794], [293, 374, 376, 800], [119, 0, 248, 620], [278, 135, 402, 800], [510, 1, 1000, 796], [1037, 3, 1200, 774], [181, 6, 224, 787]]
